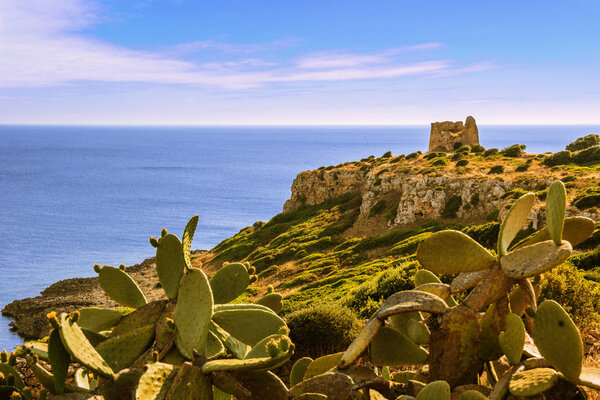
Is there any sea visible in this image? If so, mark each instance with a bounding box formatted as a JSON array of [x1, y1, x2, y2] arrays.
[[1, 124, 598, 350]]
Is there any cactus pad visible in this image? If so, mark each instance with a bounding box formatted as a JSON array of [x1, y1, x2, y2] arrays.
[[458, 390, 488, 400], [377, 290, 449, 319], [255, 292, 283, 314], [414, 269, 441, 286], [415, 380, 451, 400], [390, 313, 430, 345], [498, 313, 525, 365], [175, 268, 213, 359], [165, 361, 211, 400], [76, 307, 122, 332], [135, 362, 178, 400], [212, 307, 286, 347], [546, 181, 567, 245], [514, 216, 595, 248], [201, 342, 293, 374], [288, 372, 354, 400], [533, 300, 583, 381], [450, 270, 488, 294], [290, 357, 313, 387], [111, 300, 166, 338], [497, 192, 536, 256], [417, 230, 496, 274], [58, 313, 113, 378], [508, 368, 558, 397], [304, 352, 344, 380], [181, 215, 199, 271], [97, 265, 147, 309], [209, 262, 250, 304], [48, 328, 70, 394], [0, 365, 24, 390], [339, 317, 382, 369], [478, 304, 503, 361], [155, 234, 186, 299], [370, 326, 428, 366], [96, 325, 155, 371], [500, 240, 572, 278]]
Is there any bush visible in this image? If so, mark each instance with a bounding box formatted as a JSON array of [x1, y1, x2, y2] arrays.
[[569, 248, 600, 271], [539, 264, 600, 330], [430, 157, 449, 167], [572, 146, 600, 165], [483, 148, 499, 157], [382, 151, 392, 158], [566, 134, 600, 152], [453, 142, 464, 150], [455, 159, 469, 167], [286, 303, 359, 359], [451, 153, 465, 161], [406, 151, 422, 159], [471, 144, 486, 153], [462, 222, 499, 249], [456, 145, 471, 153], [424, 152, 445, 160], [343, 263, 417, 318], [515, 164, 530, 172], [442, 195, 462, 218], [369, 199, 386, 217], [488, 165, 504, 174], [501, 144, 526, 158], [573, 187, 600, 210], [543, 150, 573, 166], [384, 205, 398, 222]]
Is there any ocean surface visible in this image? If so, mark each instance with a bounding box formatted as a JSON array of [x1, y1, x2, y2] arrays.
[[1, 124, 598, 350]]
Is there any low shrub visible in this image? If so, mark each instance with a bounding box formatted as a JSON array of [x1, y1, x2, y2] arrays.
[[543, 150, 573, 166], [369, 199, 386, 217], [572, 146, 600, 165], [471, 144, 485, 153], [515, 164, 530, 172], [573, 187, 600, 210], [406, 151, 422, 159], [453, 142, 463, 150], [501, 188, 529, 200], [430, 157, 449, 167], [501, 144, 526, 158], [483, 148, 499, 157], [286, 303, 360, 359], [384, 205, 398, 222], [451, 153, 465, 161], [462, 222, 499, 249], [456, 145, 471, 153], [455, 159, 469, 167], [566, 134, 600, 152], [382, 150, 392, 158], [441, 195, 462, 218], [539, 264, 600, 330], [569, 248, 600, 271], [488, 165, 504, 174], [424, 152, 444, 160]]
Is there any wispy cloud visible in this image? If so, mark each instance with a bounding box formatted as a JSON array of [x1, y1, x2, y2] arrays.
[[0, 0, 490, 90]]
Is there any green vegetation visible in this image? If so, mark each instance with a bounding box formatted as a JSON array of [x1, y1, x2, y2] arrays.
[[488, 165, 504, 174], [483, 148, 499, 157], [369, 199, 386, 217], [441, 195, 462, 218], [566, 134, 600, 152], [501, 144, 526, 157], [573, 187, 600, 210], [455, 159, 469, 167]]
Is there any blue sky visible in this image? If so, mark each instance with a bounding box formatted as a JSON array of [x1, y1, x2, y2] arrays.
[[1, 1, 599, 125]]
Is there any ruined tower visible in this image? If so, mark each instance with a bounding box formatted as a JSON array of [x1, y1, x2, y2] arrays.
[[428, 116, 479, 152]]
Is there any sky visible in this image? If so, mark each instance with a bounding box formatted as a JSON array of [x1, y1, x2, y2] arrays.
[[1, 0, 599, 125]]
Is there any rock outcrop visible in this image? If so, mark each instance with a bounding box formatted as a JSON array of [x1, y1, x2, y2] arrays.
[[429, 116, 479, 152]]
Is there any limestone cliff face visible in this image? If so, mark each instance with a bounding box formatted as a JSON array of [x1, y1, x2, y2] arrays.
[[283, 167, 597, 233]]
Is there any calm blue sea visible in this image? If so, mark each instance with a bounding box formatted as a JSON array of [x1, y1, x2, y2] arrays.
[[0, 124, 598, 349]]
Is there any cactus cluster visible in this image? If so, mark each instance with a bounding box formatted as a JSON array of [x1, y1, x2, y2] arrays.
[[20, 216, 293, 399]]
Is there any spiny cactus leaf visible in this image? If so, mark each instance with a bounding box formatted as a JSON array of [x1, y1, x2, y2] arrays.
[[231, 370, 289, 400], [414, 269, 441, 286], [417, 230, 496, 274], [498, 192, 536, 256], [546, 181, 567, 245], [501, 240, 572, 278], [111, 300, 167, 338], [295, 394, 328, 400], [390, 313, 430, 345], [201, 342, 293, 374], [303, 352, 344, 380], [207, 329, 226, 359], [370, 326, 428, 366], [161, 348, 186, 366], [25, 356, 89, 395], [96, 325, 155, 372], [533, 300, 583, 381], [508, 368, 558, 397], [256, 292, 283, 314], [48, 328, 70, 394], [288, 372, 354, 400], [155, 234, 186, 299], [76, 308, 122, 332], [212, 308, 286, 347], [97, 265, 147, 309], [23, 342, 48, 361], [290, 357, 313, 387], [339, 317, 382, 369], [175, 268, 213, 359], [80, 328, 107, 347], [478, 304, 503, 361], [0, 364, 24, 390], [154, 301, 176, 351], [578, 367, 600, 390], [58, 313, 113, 378], [245, 333, 289, 360], [450, 270, 489, 294], [514, 216, 595, 249], [182, 215, 199, 271], [391, 370, 427, 384], [414, 283, 451, 300], [210, 262, 250, 304], [211, 371, 250, 398], [458, 390, 488, 400], [135, 362, 178, 400], [165, 361, 211, 400], [213, 303, 276, 312], [101, 367, 143, 400], [498, 313, 525, 365], [210, 321, 250, 359], [376, 290, 449, 319], [415, 380, 451, 400]]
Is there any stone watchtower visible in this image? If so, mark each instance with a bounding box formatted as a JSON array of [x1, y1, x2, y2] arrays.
[[428, 116, 479, 152]]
